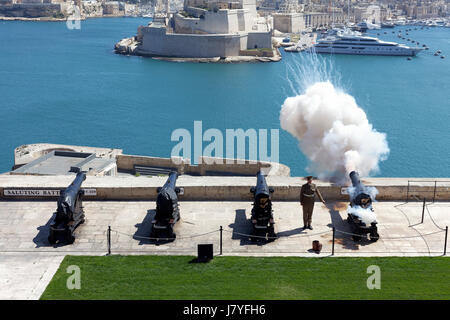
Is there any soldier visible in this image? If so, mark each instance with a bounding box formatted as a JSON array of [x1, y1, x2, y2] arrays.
[[300, 176, 325, 230]]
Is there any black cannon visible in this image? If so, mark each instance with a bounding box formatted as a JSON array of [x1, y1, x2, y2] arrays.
[[347, 171, 379, 242], [150, 172, 181, 240], [249, 171, 276, 242], [48, 172, 86, 245]]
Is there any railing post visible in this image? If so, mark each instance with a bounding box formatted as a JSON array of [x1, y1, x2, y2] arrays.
[[433, 181, 437, 203], [219, 226, 223, 255], [444, 226, 448, 256], [332, 227, 335, 256], [421, 198, 426, 224], [107, 225, 111, 256], [406, 180, 410, 202]]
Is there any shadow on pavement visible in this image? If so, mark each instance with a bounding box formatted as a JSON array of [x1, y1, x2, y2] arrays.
[[134, 209, 169, 245], [326, 201, 361, 250]]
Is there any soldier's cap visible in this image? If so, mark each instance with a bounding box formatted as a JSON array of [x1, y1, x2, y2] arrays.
[[305, 176, 313, 180]]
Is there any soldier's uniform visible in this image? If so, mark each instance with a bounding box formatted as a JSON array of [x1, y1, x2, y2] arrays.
[[300, 180, 325, 228]]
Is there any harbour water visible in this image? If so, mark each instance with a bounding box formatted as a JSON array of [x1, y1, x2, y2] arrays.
[[0, 18, 449, 177]]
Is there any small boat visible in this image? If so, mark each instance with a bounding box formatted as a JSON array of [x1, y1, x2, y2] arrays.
[[381, 22, 395, 28]]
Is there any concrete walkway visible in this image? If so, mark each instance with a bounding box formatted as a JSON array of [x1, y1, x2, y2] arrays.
[[0, 200, 448, 299], [0, 253, 64, 300]]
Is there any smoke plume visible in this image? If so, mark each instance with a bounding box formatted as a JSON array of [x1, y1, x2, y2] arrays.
[[280, 80, 390, 183], [347, 206, 377, 225]]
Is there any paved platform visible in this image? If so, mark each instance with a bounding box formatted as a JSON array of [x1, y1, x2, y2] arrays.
[[0, 200, 448, 299]]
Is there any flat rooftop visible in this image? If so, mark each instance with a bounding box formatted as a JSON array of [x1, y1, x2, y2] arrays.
[[11, 151, 115, 176]]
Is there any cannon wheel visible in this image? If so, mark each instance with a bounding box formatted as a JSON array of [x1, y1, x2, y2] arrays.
[[267, 227, 276, 242], [66, 230, 75, 244], [369, 232, 380, 242]]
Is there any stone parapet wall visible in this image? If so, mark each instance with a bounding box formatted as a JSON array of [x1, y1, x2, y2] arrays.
[[138, 26, 246, 58], [116, 154, 289, 176], [1, 175, 449, 201]]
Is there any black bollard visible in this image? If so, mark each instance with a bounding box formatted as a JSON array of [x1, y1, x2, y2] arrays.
[[220, 226, 223, 255], [332, 227, 335, 256]]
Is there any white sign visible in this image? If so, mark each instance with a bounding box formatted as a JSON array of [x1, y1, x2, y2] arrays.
[[3, 189, 97, 197]]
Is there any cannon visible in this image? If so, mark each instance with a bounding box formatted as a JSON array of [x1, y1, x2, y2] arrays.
[[347, 171, 379, 242], [150, 172, 181, 241], [48, 172, 86, 245], [249, 171, 276, 242]]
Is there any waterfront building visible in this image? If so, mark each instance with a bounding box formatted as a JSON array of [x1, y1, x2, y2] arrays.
[[272, 0, 305, 33], [303, 11, 346, 29], [135, 0, 273, 58]]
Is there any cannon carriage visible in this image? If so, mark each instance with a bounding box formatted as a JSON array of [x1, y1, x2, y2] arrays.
[[48, 172, 86, 245], [249, 171, 277, 242], [150, 172, 181, 241], [347, 171, 379, 242]]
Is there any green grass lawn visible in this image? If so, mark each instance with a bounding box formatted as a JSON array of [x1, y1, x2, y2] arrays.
[[41, 256, 450, 300]]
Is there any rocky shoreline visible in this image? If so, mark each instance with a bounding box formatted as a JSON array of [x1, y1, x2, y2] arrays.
[[0, 13, 131, 22], [0, 16, 67, 21], [114, 37, 282, 63]]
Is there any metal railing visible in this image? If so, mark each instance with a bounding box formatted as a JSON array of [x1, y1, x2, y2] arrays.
[[105, 223, 448, 257], [406, 180, 450, 203]]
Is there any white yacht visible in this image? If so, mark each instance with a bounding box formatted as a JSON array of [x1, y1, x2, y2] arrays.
[[312, 29, 423, 56]]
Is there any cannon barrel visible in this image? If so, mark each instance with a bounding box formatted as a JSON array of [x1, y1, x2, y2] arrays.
[[253, 171, 271, 198], [161, 171, 178, 191], [250, 171, 274, 213], [349, 170, 365, 195], [250, 171, 276, 240], [155, 171, 180, 220], [58, 172, 86, 213], [349, 171, 361, 188], [49, 172, 86, 244], [348, 171, 372, 208]]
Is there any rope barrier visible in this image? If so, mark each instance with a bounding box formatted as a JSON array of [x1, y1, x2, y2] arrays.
[[425, 205, 447, 231], [111, 228, 220, 241], [334, 228, 444, 239], [222, 228, 332, 239]]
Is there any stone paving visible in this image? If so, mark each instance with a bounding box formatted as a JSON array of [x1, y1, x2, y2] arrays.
[[0, 253, 64, 300], [0, 200, 448, 299]]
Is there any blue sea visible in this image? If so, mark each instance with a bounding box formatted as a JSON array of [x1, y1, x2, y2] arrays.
[[0, 18, 449, 177]]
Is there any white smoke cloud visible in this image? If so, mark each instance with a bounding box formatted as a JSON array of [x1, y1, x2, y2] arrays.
[[347, 185, 379, 202], [347, 205, 377, 225], [280, 81, 389, 182]]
